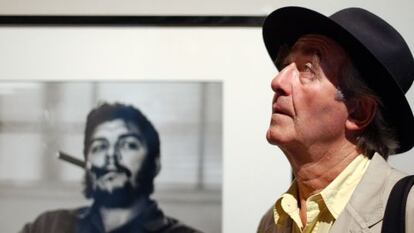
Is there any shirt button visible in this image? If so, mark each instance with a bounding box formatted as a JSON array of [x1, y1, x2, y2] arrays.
[[281, 194, 298, 213]]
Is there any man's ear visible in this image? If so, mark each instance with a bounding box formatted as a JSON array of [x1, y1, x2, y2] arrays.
[[345, 96, 377, 132]]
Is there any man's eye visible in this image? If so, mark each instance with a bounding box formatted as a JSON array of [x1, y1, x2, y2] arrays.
[[126, 142, 138, 150], [300, 62, 316, 81], [119, 140, 140, 151], [91, 144, 107, 153], [303, 62, 313, 73]]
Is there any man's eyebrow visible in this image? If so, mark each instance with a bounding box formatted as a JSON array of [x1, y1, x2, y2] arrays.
[[301, 47, 322, 61], [278, 51, 321, 69], [89, 138, 108, 144], [89, 133, 144, 146], [91, 137, 108, 142], [118, 133, 144, 142]]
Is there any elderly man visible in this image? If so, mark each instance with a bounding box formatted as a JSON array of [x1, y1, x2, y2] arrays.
[[258, 7, 414, 233], [21, 103, 201, 233]]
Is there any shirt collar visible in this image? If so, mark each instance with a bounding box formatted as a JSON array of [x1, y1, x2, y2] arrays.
[[319, 154, 370, 218], [273, 154, 370, 226], [273, 182, 303, 229]]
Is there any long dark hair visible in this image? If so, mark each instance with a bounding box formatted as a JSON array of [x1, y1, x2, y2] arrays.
[[83, 102, 160, 198]]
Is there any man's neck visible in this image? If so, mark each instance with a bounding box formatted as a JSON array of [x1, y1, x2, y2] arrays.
[[99, 197, 146, 232], [283, 140, 360, 227], [286, 140, 360, 199]]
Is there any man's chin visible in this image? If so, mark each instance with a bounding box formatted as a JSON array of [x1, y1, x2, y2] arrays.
[[266, 129, 282, 145], [93, 185, 137, 208], [266, 129, 293, 147]]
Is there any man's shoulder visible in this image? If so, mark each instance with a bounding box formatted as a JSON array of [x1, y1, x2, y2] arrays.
[[257, 205, 292, 233], [30, 207, 86, 222], [348, 154, 409, 211], [257, 206, 277, 233], [369, 154, 408, 196], [36, 208, 80, 217], [160, 215, 204, 233], [364, 154, 407, 190], [406, 181, 414, 233], [19, 207, 85, 233], [337, 154, 414, 232]]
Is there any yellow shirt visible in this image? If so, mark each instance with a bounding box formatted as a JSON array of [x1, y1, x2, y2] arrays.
[[273, 155, 370, 233]]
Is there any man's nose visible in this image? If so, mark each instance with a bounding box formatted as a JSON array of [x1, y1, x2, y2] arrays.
[[105, 147, 120, 169], [271, 62, 297, 96]]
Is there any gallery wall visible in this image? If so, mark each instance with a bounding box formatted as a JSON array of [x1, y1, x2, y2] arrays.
[[0, 0, 413, 232]]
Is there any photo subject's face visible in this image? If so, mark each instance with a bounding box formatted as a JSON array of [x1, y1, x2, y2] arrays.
[[87, 119, 148, 195], [267, 34, 350, 151]]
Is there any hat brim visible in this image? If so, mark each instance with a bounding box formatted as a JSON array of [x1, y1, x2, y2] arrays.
[[263, 6, 414, 154]]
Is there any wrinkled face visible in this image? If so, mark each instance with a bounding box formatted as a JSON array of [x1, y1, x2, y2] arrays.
[[266, 34, 350, 151], [86, 119, 148, 196]]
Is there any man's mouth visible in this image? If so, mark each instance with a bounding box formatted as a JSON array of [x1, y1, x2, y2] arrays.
[[101, 171, 126, 182], [90, 165, 132, 193], [272, 104, 291, 116], [272, 96, 292, 117], [96, 172, 129, 193], [90, 163, 132, 178]]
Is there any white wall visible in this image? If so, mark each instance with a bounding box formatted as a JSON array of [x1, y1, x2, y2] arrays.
[[0, 1, 413, 232]]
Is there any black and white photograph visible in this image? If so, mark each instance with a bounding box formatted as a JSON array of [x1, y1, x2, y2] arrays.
[[1, 0, 414, 232], [0, 82, 222, 233]]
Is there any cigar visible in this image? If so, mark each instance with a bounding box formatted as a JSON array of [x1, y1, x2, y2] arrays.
[[57, 151, 85, 168]]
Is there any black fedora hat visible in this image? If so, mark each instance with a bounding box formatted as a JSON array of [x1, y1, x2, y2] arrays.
[[263, 7, 414, 154]]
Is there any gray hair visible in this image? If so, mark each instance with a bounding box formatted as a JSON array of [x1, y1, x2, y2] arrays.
[[336, 62, 399, 159]]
